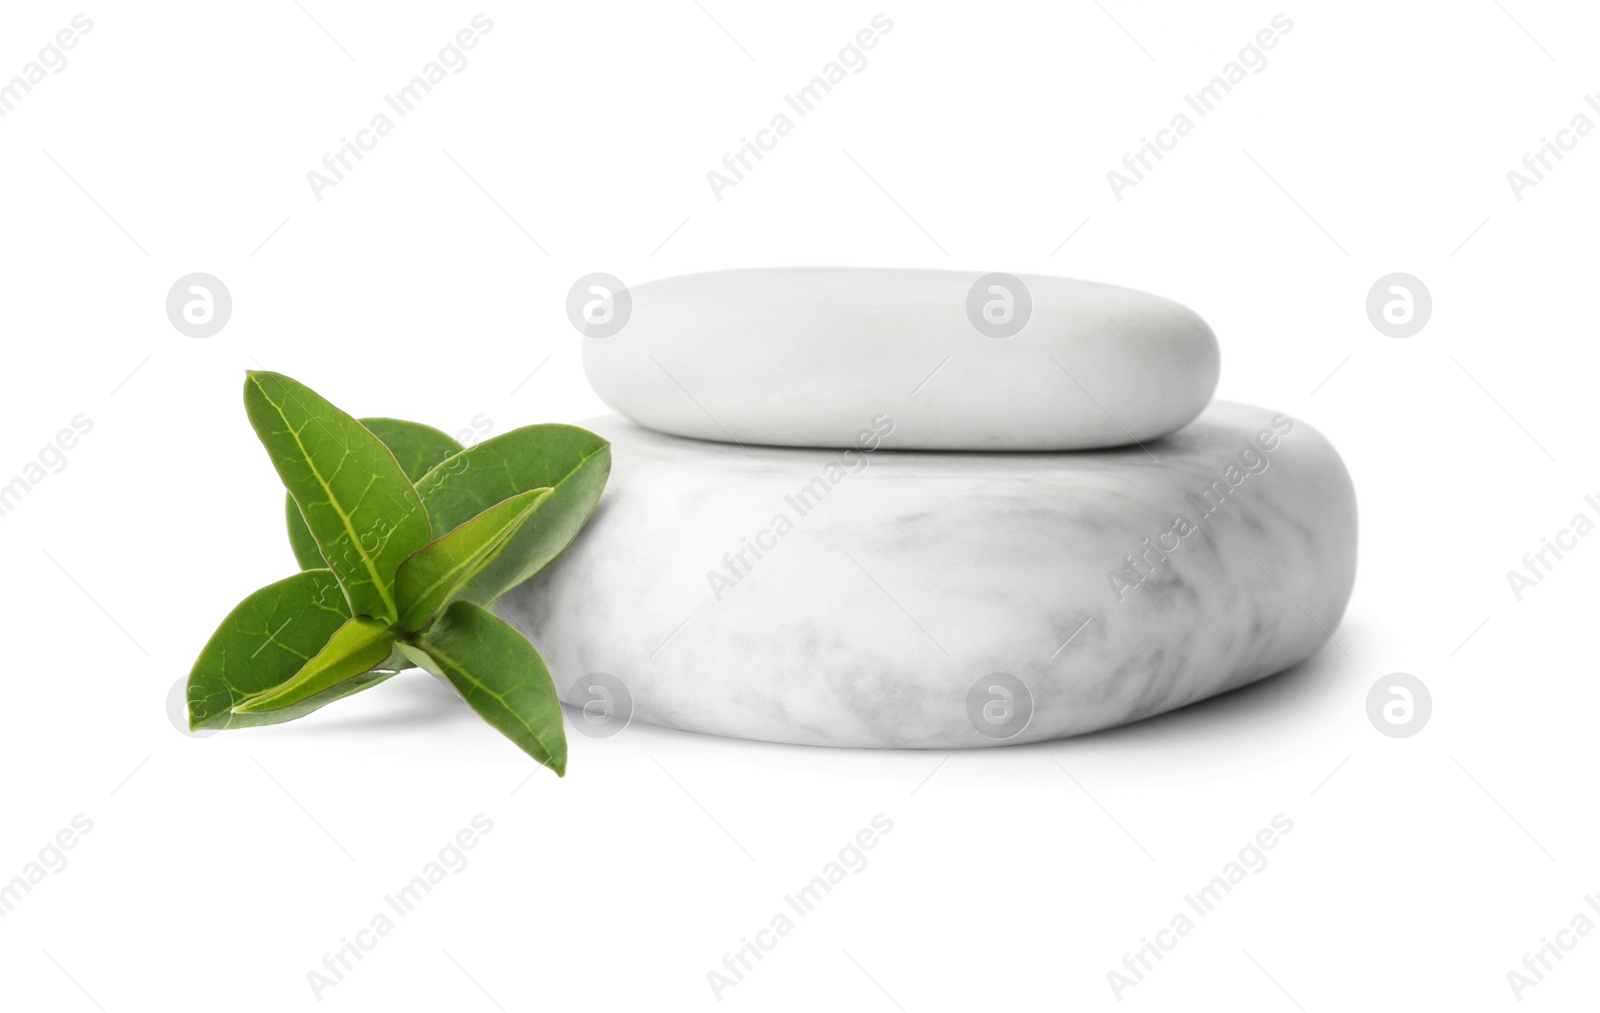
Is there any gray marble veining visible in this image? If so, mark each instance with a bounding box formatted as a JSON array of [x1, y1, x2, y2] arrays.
[[498, 402, 1356, 748]]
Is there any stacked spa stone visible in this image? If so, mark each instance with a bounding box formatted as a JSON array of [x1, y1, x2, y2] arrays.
[[500, 268, 1356, 748]]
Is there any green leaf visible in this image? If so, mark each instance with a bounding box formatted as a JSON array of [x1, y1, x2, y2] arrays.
[[286, 419, 463, 569], [393, 488, 553, 633], [361, 418, 466, 480], [285, 499, 326, 570], [247, 670, 401, 726], [187, 569, 359, 730], [232, 616, 396, 714], [413, 425, 610, 605], [409, 601, 567, 775], [244, 372, 432, 622]]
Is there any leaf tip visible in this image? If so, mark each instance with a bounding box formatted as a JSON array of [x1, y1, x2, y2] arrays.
[[547, 737, 568, 777], [243, 369, 286, 391]]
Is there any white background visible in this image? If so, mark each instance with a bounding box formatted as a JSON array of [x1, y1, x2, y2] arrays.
[[1, 1, 1596, 1009]]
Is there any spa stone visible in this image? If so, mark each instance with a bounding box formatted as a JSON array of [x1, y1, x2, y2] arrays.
[[498, 402, 1356, 748], [580, 268, 1220, 451]]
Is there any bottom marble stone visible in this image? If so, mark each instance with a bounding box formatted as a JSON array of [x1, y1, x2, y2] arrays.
[[498, 403, 1357, 748]]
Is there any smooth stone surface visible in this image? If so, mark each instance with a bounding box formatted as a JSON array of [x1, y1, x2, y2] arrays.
[[500, 404, 1357, 748], [583, 268, 1220, 450]]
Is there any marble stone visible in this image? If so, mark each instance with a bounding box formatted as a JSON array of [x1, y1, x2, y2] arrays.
[[498, 403, 1357, 748], [582, 267, 1220, 451]]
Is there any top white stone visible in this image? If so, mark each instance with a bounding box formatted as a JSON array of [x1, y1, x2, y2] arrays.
[[581, 267, 1220, 451]]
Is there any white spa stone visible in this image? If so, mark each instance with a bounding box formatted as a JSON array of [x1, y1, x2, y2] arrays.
[[582, 267, 1220, 451], [497, 403, 1357, 748]]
